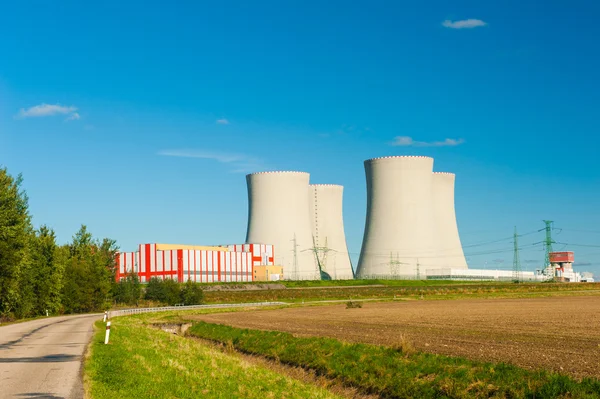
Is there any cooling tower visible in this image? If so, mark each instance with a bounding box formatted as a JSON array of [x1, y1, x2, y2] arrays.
[[308, 184, 354, 280], [245, 171, 318, 280], [356, 156, 436, 278], [432, 172, 468, 269]]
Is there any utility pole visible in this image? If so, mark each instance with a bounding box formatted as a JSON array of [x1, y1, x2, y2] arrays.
[[543, 220, 555, 280], [512, 226, 522, 283]]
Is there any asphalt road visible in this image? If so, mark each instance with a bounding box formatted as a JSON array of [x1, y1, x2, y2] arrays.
[[0, 314, 100, 399]]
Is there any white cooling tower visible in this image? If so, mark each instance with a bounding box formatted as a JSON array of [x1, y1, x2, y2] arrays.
[[356, 156, 437, 278], [245, 171, 318, 280], [308, 184, 354, 280], [432, 172, 468, 269]]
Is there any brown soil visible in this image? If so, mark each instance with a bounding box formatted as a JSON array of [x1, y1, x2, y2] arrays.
[[194, 296, 600, 378]]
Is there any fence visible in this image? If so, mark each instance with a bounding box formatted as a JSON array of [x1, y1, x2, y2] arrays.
[[108, 301, 288, 318]]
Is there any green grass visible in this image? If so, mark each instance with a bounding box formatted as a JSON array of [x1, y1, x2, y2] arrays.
[[203, 282, 600, 304], [280, 279, 486, 288], [85, 318, 344, 399], [190, 322, 600, 399]]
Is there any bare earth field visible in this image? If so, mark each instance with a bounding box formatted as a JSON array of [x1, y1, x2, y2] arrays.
[[195, 296, 600, 378]]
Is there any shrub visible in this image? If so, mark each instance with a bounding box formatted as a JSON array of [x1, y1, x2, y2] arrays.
[[391, 334, 415, 357], [144, 277, 166, 303], [162, 278, 182, 305], [180, 280, 204, 305], [346, 300, 363, 309]]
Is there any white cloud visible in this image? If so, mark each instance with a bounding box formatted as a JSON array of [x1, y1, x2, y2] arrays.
[[65, 112, 80, 121], [158, 149, 268, 173], [391, 136, 465, 147], [216, 118, 230, 125], [442, 19, 487, 29], [17, 103, 79, 119]]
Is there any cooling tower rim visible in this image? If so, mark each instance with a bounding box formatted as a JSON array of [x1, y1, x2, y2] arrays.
[[433, 172, 456, 176], [309, 184, 343, 188], [365, 155, 433, 162], [246, 171, 310, 176]]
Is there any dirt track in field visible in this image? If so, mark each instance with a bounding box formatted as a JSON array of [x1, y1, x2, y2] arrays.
[[195, 296, 600, 378]]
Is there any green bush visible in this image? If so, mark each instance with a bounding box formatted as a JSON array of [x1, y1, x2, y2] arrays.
[[181, 280, 204, 305], [144, 278, 204, 306], [144, 277, 166, 303], [346, 300, 362, 308], [113, 274, 142, 305]]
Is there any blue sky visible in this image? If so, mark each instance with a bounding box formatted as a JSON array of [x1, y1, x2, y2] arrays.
[[1, 1, 599, 276]]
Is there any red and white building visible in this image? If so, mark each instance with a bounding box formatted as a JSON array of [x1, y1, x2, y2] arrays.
[[115, 243, 275, 283], [227, 244, 274, 267]]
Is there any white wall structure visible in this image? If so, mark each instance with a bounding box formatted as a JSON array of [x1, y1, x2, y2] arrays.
[[432, 172, 468, 269], [424, 268, 546, 282], [308, 184, 354, 279], [245, 171, 318, 279], [356, 156, 437, 278]]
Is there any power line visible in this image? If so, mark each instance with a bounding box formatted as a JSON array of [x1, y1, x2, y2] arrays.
[[559, 228, 600, 235], [555, 242, 600, 248], [461, 230, 540, 249]]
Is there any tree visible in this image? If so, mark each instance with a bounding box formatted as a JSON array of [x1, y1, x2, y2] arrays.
[[144, 277, 182, 305], [145, 277, 166, 303], [114, 274, 142, 306], [163, 278, 182, 305], [0, 168, 33, 318], [180, 280, 204, 305], [29, 226, 66, 315], [62, 225, 117, 313]]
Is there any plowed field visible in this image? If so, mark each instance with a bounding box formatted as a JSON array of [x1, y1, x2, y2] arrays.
[[195, 296, 600, 378]]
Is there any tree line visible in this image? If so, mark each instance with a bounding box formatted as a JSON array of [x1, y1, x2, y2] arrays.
[[0, 166, 203, 322]]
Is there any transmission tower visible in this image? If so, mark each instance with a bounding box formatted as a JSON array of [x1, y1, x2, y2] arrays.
[[416, 258, 421, 280], [307, 236, 333, 280], [291, 234, 299, 280], [387, 253, 410, 279], [512, 226, 522, 283], [542, 220, 555, 280]]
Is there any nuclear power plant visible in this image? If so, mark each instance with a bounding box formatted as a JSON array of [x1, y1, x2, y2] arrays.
[[116, 155, 591, 283], [308, 184, 354, 280]]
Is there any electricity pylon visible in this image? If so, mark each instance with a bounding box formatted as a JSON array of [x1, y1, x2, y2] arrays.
[[543, 220, 555, 280], [307, 236, 333, 280], [512, 226, 522, 283]]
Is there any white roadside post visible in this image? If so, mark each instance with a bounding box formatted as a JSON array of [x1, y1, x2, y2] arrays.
[[103, 311, 108, 322], [104, 322, 111, 344]]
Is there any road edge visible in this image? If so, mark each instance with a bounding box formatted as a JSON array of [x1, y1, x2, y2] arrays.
[[79, 317, 100, 399]]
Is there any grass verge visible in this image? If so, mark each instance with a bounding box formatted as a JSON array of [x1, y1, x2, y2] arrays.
[[84, 318, 344, 399], [189, 322, 600, 399]]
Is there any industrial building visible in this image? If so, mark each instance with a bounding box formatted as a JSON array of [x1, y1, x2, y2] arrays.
[[116, 243, 275, 283], [549, 252, 582, 282], [308, 184, 354, 279], [253, 265, 284, 281]]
